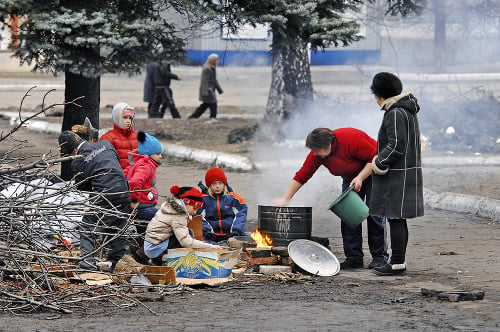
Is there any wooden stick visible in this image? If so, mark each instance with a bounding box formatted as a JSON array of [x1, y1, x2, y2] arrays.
[[0, 290, 73, 314]]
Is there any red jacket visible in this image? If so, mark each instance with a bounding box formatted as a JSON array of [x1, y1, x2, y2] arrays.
[[293, 128, 377, 184], [124, 153, 160, 205], [99, 125, 138, 169]]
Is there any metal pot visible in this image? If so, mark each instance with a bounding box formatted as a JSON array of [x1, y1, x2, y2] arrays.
[[258, 205, 312, 241]]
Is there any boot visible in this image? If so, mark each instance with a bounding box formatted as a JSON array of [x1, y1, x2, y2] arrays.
[[151, 256, 164, 266], [131, 247, 149, 265], [373, 262, 406, 276]]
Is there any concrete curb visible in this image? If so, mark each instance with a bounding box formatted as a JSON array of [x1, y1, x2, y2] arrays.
[[1, 112, 498, 221], [424, 189, 499, 221], [0, 112, 255, 171], [163, 144, 253, 171]]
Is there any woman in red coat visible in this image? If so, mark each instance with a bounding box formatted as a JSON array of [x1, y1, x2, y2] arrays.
[[274, 127, 387, 270], [99, 102, 138, 170]]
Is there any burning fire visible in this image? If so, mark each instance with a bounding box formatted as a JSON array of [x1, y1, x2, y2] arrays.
[[251, 229, 273, 248]]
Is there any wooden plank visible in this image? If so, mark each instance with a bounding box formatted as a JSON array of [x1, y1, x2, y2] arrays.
[[187, 215, 203, 240], [247, 255, 278, 266], [246, 248, 272, 258]]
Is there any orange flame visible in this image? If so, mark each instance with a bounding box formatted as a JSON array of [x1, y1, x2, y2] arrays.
[[251, 229, 273, 248]]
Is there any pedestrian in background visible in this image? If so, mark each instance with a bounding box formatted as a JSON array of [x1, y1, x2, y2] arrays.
[[149, 63, 182, 119], [143, 62, 155, 116], [274, 127, 388, 270], [99, 102, 138, 170], [188, 54, 223, 119], [369, 72, 424, 276], [59, 131, 131, 273]]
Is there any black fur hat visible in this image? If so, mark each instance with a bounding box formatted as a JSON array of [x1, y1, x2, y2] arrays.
[[59, 130, 82, 155], [370, 72, 403, 99]]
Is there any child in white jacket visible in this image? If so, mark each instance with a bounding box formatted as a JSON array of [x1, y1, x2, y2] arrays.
[[144, 185, 220, 265]]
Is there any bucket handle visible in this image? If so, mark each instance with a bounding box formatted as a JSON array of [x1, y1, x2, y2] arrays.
[[327, 184, 356, 211]]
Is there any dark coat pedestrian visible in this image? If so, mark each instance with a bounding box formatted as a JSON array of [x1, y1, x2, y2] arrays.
[[188, 54, 223, 119], [143, 63, 155, 114], [149, 63, 181, 119], [369, 72, 424, 277]]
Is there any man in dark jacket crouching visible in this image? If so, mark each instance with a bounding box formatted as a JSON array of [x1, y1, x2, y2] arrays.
[[59, 131, 131, 272]]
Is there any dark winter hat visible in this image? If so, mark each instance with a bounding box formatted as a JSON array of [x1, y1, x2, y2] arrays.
[[138, 131, 162, 156], [170, 185, 204, 209], [370, 72, 403, 99], [205, 168, 227, 187], [59, 130, 82, 155]]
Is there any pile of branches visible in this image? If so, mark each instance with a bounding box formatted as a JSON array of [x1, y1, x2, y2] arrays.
[[0, 90, 181, 315]]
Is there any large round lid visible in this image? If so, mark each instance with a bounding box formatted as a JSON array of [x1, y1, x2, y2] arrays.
[[288, 239, 340, 276]]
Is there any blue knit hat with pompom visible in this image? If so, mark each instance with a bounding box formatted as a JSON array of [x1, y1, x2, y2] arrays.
[[138, 131, 162, 156]]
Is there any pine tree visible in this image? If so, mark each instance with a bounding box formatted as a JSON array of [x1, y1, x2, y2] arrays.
[[0, 0, 206, 179], [220, 0, 425, 123]]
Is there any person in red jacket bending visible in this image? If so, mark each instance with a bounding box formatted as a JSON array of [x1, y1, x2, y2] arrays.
[[99, 102, 138, 170], [274, 127, 388, 270], [124, 131, 163, 264]]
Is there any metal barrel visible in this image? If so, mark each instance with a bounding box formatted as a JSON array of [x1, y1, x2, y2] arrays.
[[258, 205, 312, 241]]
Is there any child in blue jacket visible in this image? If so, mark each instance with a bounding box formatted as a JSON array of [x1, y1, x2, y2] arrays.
[[199, 168, 248, 242]]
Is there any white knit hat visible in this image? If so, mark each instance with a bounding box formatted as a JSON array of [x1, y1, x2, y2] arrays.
[[112, 102, 135, 129]]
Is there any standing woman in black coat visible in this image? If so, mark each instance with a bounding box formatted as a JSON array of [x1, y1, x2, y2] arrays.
[[369, 72, 424, 276]]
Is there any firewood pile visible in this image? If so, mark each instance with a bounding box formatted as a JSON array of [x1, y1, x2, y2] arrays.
[[0, 91, 182, 315]]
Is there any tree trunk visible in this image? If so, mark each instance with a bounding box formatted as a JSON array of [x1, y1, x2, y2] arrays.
[[60, 70, 100, 180], [265, 24, 313, 122], [61, 71, 100, 131], [433, 0, 446, 73]]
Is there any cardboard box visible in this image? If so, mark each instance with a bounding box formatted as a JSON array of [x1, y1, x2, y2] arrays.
[[142, 265, 176, 285], [166, 248, 241, 279], [187, 215, 203, 240]]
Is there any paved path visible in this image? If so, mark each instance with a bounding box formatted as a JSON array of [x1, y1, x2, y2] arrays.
[[1, 65, 499, 110]]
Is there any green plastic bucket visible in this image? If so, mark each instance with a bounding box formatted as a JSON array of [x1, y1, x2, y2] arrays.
[[328, 185, 369, 229]]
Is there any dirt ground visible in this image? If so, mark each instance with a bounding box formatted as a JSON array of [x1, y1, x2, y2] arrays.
[[0, 111, 499, 331]]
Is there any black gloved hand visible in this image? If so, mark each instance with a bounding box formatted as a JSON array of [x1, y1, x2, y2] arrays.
[[204, 232, 216, 242], [198, 181, 208, 194]]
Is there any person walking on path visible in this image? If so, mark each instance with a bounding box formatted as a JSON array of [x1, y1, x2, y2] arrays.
[[274, 127, 388, 270], [59, 131, 131, 273], [143, 63, 155, 116], [369, 72, 424, 276], [149, 63, 182, 119], [99, 102, 138, 170], [188, 54, 223, 119]]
